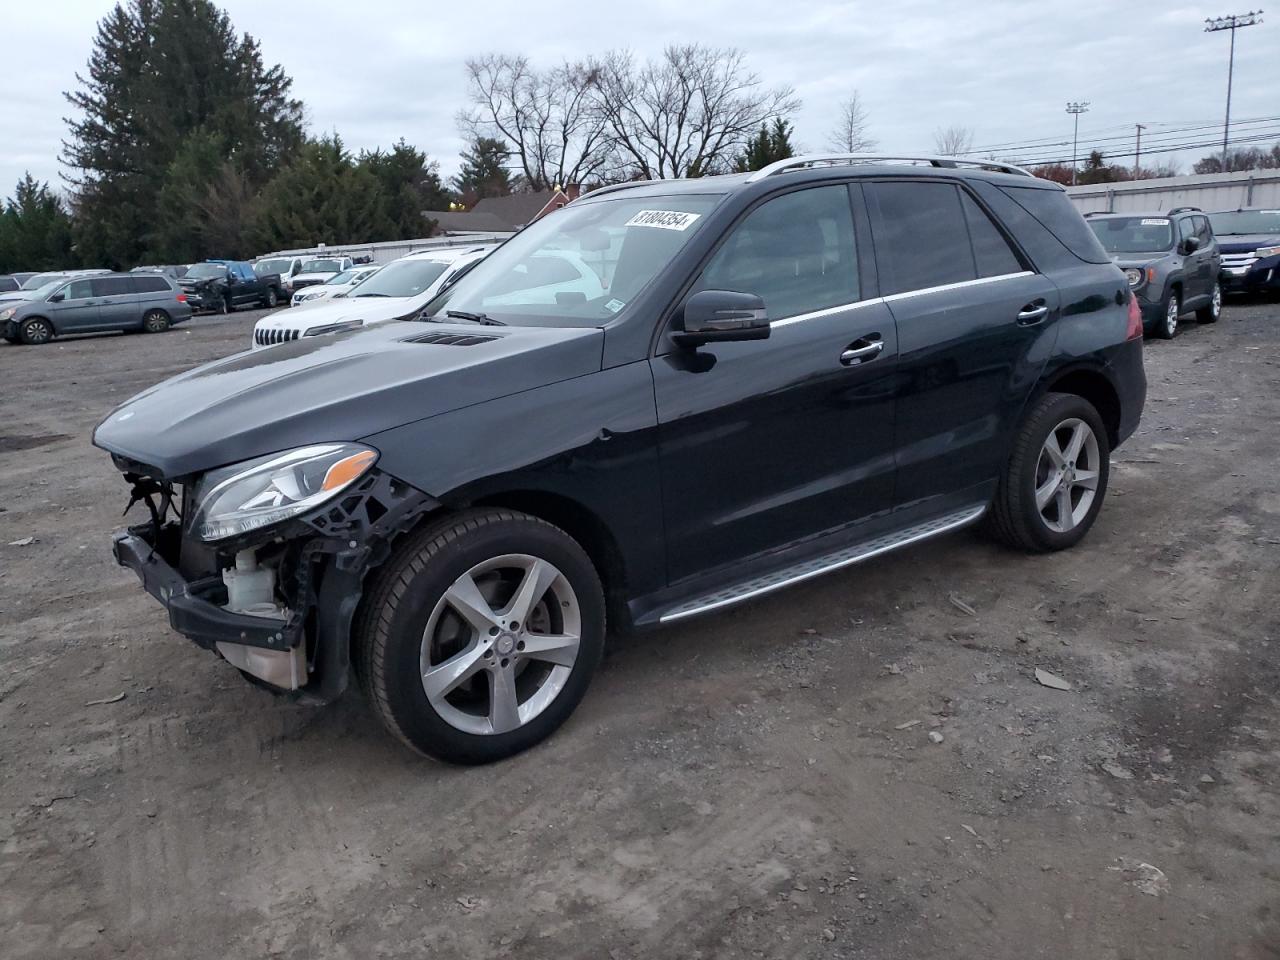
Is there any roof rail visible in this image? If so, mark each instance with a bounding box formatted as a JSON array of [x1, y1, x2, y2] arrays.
[[745, 153, 1036, 182], [571, 179, 659, 203], [1166, 205, 1202, 215]]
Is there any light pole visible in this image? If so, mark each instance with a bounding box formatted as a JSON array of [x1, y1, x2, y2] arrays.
[[1134, 123, 1146, 178], [1066, 102, 1090, 185], [1205, 11, 1263, 172]]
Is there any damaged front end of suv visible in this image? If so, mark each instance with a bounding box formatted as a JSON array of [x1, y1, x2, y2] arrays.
[[105, 444, 436, 701]]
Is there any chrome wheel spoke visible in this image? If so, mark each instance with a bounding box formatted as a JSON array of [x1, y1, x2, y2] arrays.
[[1063, 422, 1087, 463], [1055, 486, 1074, 528], [488, 665, 521, 734], [502, 558, 558, 626], [1074, 468, 1099, 490], [422, 641, 487, 703], [519, 632, 580, 668], [1036, 474, 1060, 510], [444, 573, 501, 634], [1042, 433, 1065, 468]]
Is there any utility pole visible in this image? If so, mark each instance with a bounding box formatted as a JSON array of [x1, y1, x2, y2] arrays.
[[1205, 11, 1263, 172], [1065, 102, 1090, 185], [1134, 123, 1146, 178]]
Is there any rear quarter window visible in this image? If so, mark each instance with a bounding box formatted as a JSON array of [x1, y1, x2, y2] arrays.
[[998, 185, 1111, 264], [132, 276, 171, 293]]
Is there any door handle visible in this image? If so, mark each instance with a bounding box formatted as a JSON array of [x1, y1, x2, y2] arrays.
[[840, 336, 884, 365], [1017, 301, 1049, 325]]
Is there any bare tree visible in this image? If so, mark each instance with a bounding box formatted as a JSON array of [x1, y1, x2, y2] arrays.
[[932, 125, 975, 156], [587, 45, 800, 179], [826, 93, 877, 153], [460, 54, 612, 191]]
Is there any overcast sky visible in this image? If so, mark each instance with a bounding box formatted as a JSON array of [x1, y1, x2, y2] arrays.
[[2, 0, 1276, 198]]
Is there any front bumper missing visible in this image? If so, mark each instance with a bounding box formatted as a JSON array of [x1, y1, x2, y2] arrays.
[[109, 468, 440, 702]]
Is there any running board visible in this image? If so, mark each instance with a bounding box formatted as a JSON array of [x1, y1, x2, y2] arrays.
[[659, 504, 987, 624]]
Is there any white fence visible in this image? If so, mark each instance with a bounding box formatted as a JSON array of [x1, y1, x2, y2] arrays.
[[1065, 169, 1280, 214], [257, 232, 514, 265]]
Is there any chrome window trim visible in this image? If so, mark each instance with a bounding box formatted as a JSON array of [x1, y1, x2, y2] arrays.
[[768, 271, 1034, 328]]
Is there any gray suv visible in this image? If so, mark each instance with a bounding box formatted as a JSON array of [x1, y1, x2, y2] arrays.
[[1086, 207, 1221, 338], [1, 272, 193, 345]]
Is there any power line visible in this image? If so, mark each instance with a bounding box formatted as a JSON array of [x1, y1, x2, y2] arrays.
[[1006, 129, 1280, 167], [959, 114, 1280, 157]]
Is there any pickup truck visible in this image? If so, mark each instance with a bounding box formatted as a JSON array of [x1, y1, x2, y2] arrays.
[[178, 260, 283, 313]]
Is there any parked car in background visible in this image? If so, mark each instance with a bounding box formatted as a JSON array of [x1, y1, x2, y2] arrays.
[[8, 272, 36, 286], [252, 246, 495, 347], [285, 256, 355, 300], [131, 264, 190, 282], [1207, 208, 1280, 297], [0, 275, 21, 293], [2, 271, 191, 344], [1086, 207, 1221, 338], [255, 255, 307, 290], [98, 155, 1146, 763], [290, 264, 380, 307], [0, 269, 111, 304], [179, 260, 283, 313]]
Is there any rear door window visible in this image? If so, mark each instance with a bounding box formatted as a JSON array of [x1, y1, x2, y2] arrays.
[[961, 192, 1024, 277], [91, 276, 133, 297], [866, 181, 975, 295]]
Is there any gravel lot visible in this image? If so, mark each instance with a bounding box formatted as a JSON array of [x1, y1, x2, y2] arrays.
[[2, 301, 1278, 959]]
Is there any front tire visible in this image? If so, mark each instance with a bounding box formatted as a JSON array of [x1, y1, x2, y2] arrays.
[[983, 392, 1111, 552], [17, 317, 54, 345], [1196, 282, 1221, 323], [1154, 291, 1180, 339], [354, 509, 606, 764]]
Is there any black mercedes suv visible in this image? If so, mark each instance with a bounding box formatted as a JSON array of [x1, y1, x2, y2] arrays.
[[93, 155, 1146, 764]]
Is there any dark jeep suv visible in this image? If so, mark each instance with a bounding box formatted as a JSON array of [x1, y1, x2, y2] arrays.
[[93, 155, 1146, 764], [1086, 207, 1222, 338]]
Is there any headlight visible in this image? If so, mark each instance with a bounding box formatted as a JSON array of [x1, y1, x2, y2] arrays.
[[1123, 268, 1143, 287], [0, 307, 15, 321], [1256, 245, 1280, 258], [303, 319, 364, 337], [188, 443, 378, 542]]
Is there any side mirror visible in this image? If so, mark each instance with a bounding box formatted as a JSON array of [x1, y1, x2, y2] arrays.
[[48, 292, 65, 303], [674, 290, 770, 347], [1180, 236, 1201, 254]]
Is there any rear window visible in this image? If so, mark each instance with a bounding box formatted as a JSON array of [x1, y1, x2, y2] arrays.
[[132, 276, 171, 293], [999, 186, 1110, 263]]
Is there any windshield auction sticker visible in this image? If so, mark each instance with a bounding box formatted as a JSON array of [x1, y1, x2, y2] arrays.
[[626, 210, 701, 231], [1140, 218, 1170, 226]]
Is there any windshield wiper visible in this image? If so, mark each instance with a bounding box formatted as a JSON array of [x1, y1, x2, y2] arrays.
[[445, 309, 506, 326], [354, 292, 390, 298]]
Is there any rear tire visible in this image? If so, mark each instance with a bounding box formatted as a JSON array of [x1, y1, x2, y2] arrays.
[[983, 392, 1110, 552], [262, 288, 278, 308], [218, 294, 231, 315], [353, 509, 606, 764], [142, 309, 170, 333], [1196, 282, 1221, 323], [1154, 291, 1179, 339], [17, 317, 54, 345]]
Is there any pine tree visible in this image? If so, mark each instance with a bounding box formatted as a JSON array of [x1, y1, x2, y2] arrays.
[[252, 137, 396, 251], [361, 140, 450, 239], [452, 137, 513, 204], [62, 0, 303, 266], [733, 118, 796, 173], [0, 175, 76, 272]]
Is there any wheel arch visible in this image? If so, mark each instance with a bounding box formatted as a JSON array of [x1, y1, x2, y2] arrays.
[[1038, 365, 1122, 448], [19, 313, 56, 333]]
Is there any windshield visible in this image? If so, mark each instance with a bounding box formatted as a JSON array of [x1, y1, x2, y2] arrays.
[[326, 269, 359, 285], [1088, 217, 1175, 254], [300, 258, 342, 273], [18, 280, 65, 299], [1207, 210, 1280, 236], [187, 263, 228, 279], [427, 194, 720, 327], [255, 258, 293, 275], [22, 273, 68, 289], [350, 258, 449, 298]]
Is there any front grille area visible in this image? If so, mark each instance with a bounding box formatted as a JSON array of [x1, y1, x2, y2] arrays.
[[255, 327, 301, 346], [1221, 252, 1259, 271], [291, 278, 324, 290]]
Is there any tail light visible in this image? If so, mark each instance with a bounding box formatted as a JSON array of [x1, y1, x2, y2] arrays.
[[1125, 292, 1142, 341], [176, 293, 187, 303]]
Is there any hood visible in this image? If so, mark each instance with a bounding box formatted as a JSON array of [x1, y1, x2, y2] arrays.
[[93, 320, 604, 478], [258, 295, 416, 330], [0, 289, 40, 303], [179, 275, 221, 288], [1110, 252, 1172, 269], [1215, 233, 1280, 254]]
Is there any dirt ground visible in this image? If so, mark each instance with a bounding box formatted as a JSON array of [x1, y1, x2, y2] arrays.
[[1, 301, 1278, 959]]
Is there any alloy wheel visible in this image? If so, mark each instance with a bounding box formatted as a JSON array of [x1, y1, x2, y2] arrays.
[[1163, 297, 1179, 337], [420, 554, 582, 736], [1211, 284, 1221, 317], [22, 319, 52, 344], [1034, 418, 1100, 534]]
